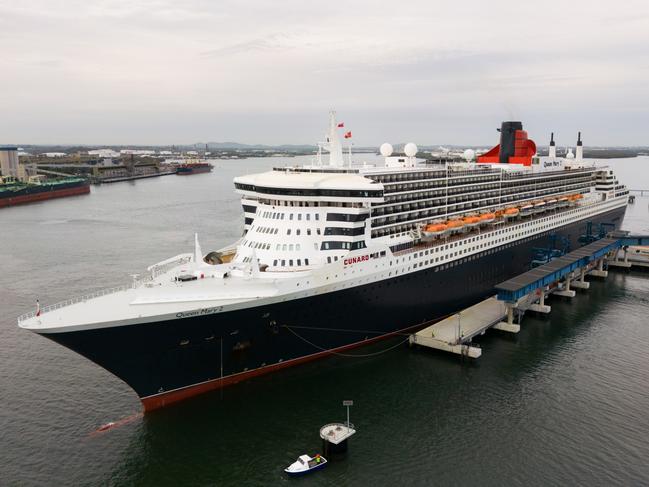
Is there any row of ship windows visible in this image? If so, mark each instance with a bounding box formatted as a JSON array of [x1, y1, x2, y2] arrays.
[[381, 172, 593, 194], [321, 241, 367, 251], [259, 199, 365, 209], [256, 210, 321, 221], [253, 226, 280, 235], [379, 181, 591, 207], [242, 240, 272, 250], [372, 170, 500, 184], [376, 184, 591, 214], [248, 211, 367, 223], [370, 188, 590, 230], [235, 183, 382, 198], [249, 223, 339, 237], [272, 258, 310, 267], [254, 227, 363, 237]]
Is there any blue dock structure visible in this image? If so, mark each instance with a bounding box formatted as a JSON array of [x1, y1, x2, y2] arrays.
[[493, 232, 649, 331], [411, 232, 649, 358]]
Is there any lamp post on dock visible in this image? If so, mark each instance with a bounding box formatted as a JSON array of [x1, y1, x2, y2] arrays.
[[343, 400, 353, 428]]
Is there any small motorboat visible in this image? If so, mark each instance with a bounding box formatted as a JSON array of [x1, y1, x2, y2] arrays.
[[284, 454, 328, 477]]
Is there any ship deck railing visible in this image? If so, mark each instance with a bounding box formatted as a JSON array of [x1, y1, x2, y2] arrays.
[[17, 256, 192, 323]]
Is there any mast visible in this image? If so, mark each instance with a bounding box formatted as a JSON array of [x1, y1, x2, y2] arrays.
[[576, 132, 583, 162], [549, 132, 556, 159], [325, 111, 344, 167]]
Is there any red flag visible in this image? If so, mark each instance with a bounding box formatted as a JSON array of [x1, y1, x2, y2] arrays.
[[344, 131, 352, 139], [337, 122, 344, 128]]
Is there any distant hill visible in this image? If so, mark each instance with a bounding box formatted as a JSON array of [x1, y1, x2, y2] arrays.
[[203, 142, 317, 151]]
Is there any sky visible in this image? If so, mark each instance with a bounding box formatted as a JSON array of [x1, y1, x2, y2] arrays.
[[1, 0, 648, 146]]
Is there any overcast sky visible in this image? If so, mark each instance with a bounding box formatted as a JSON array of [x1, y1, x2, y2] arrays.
[[1, 0, 648, 146]]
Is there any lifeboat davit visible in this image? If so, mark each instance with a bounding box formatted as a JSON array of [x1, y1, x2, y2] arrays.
[[463, 215, 481, 227], [503, 207, 519, 219], [567, 193, 582, 206], [422, 222, 448, 239], [479, 212, 496, 224], [446, 219, 465, 233], [519, 203, 534, 217]]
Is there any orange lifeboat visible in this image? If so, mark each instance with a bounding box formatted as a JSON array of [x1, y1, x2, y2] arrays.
[[446, 219, 465, 233], [422, 222, 448, 238], [495, 208, 505, 218], [533, 200, 546, 213], [567, 193, 582, 205], [463, 215, 481, 227], [519, 203, 534, 216], [503, 207, 519, 219], [479, 212, 496, 224]]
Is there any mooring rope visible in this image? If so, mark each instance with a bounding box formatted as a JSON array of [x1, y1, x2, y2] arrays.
[[281, 324, 412, 337], [282, 325, 411, 358]]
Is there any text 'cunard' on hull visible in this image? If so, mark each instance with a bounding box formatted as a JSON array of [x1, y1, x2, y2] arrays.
[[18, 114, 629, 411]]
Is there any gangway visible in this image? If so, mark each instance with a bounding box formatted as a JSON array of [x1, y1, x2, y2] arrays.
[[409, 297, 518, 358]]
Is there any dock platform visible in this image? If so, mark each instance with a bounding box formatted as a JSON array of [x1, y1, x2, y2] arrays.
[[409, 297, 516, 358]]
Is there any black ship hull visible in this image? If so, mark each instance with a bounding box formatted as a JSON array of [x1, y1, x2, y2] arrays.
[[43, 207, 626, 410]]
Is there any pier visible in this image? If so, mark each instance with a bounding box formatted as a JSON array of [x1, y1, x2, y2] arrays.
[[410, 232, 649, 358]]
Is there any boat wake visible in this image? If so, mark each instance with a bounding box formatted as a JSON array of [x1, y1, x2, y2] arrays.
[[89, 412, 143, 436]]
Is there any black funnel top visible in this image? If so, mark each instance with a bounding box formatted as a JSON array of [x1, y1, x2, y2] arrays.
[[499, 121, 522, 164]]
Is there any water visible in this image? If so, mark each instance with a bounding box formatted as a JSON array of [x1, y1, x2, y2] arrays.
[[1, 157, 649, 486]]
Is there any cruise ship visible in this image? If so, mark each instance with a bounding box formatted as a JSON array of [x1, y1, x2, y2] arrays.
[[18, 114, 629, 411]]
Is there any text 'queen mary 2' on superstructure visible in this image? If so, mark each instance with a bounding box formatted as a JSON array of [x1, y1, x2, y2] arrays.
[[18, 114, 629, 411]]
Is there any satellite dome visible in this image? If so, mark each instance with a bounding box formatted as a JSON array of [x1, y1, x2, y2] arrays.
[[463, 149, 475, 162], [380, 143, 393, 157], [404, 143, 418, 157], [566, 149, 575, 159]]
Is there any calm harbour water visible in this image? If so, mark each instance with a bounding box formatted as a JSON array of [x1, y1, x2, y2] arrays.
[[1, 156, 649, 486]]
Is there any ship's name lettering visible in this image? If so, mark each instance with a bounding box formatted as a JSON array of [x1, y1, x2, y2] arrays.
[[344, 255, 369, 266], [176, 306, 223, 318]]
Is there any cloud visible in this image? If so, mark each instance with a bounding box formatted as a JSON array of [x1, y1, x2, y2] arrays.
[[0, 0, 647, 145], [200, 33, 302, 58]]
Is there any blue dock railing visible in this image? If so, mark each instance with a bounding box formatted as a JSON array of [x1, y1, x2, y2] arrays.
[[495, 233, 649, 303]]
